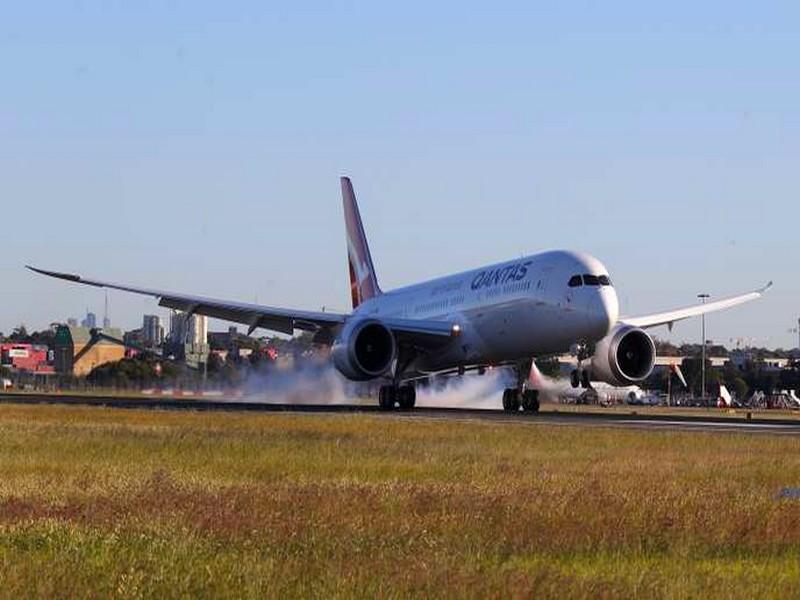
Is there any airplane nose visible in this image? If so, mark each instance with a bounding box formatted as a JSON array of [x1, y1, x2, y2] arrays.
[[587, 288, 618, 338]]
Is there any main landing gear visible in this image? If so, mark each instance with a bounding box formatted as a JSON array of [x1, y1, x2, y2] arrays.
[[570, 369, 591, 389], [378, 384, 416, 410], [502, 388, 540, 412], [502, 359, 540, 413]]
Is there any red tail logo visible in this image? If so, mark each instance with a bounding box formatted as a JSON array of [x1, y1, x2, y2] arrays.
[[341, 177, 381, 308]]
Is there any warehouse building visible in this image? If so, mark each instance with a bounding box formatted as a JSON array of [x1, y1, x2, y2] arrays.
[[53, 325, 126, 376]]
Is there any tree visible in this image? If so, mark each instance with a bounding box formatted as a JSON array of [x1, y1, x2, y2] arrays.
[[731, 377, 749, 401], [653, 339, 680, 356], [87, 357, 164, 387], [9, 325, 29, 342], [29, 328, 56, 346], [680, 357, 720, 397], [207, 352, 224, 374]]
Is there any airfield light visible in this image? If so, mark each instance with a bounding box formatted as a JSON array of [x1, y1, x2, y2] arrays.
[[697, 293, 710, 400]]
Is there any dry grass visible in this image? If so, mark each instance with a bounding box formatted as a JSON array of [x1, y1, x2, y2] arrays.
[[0, 404, 798, 598]]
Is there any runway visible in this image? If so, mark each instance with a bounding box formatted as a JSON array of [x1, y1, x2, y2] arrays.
[[2, 392, 800, 434]]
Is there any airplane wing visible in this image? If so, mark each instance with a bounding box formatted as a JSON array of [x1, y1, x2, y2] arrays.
[[27, 266, 460, 345], [27, 265, 346, 336], [621, 281, 772, 330]]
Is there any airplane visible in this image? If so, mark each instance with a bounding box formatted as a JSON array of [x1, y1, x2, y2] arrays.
[[28, 177, 772, 412]]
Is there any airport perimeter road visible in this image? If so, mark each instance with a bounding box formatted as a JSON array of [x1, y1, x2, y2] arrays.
[[2, 393, 800, 435]]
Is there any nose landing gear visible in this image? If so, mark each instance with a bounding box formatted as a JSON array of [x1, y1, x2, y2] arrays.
[[570, 341, 593, 389]]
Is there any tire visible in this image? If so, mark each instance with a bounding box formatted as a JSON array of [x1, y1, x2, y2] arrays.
[[378, 386, 396, 410], [398, 385, 416, 410], [502, 388, 520, 412], [522, 390, 540, 412], [570, 370, 579, 389]]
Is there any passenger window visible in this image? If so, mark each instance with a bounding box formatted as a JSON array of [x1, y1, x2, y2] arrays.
[[568, 275, 582, 288], [598, 275, 612, 286], [583, 274, 600, 286]]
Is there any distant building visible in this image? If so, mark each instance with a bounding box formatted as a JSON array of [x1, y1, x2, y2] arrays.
[[67, 318, 78, 327], [123, 328, 144, 353], [166, 311, 209, 369], [729, 349, 790, 371], [190, 315, 208, 347], [142, 315, 165, 346], [81, 312, 97, 329], [53, 325, 126, 376], [209, 326, 243, 351]]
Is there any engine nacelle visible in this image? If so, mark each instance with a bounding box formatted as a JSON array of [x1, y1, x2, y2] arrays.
[[331, 319, 396, 381], [589, 325, 656, 387]]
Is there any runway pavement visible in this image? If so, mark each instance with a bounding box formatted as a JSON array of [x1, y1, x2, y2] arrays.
[[2, 392, 800, 434]]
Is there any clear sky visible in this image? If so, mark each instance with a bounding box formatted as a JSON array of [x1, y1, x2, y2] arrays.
[[1, 2, 798, 348]]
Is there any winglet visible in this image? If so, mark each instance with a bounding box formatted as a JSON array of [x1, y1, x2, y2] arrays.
[[26, 265, 92, 285]]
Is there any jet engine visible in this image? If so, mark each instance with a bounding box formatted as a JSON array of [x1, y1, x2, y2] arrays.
[[589, 325, 656, 387], [331, 319, 396, 381]]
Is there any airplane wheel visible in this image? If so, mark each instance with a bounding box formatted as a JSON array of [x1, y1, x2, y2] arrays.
[[502, 388, 520, 412], [581, 370, 591, 389], [398, 385, 416, 410], [378, 386, 396, 410], [522, 390, 540, 413], [570, 370, 579, 389]]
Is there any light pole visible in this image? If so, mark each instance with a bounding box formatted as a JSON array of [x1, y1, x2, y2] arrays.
[[698, 293, 710, 400]]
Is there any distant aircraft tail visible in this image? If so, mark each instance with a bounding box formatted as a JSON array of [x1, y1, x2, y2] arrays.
[[341, 177, 381, 308], [718, 384, 733, 408]]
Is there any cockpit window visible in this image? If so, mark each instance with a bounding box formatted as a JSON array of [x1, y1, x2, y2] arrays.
[[598, 275, 612, 286], [583, 274, 600, 286], [568, 275, 582, 287]]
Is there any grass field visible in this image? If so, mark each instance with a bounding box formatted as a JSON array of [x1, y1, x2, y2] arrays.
[[0, 404, 799, 598]]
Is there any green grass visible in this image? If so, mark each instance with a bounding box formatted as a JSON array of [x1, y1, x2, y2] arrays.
[[0, 404, 799, 598]]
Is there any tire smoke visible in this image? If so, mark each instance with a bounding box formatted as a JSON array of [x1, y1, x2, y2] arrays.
[[238, 364, 354, 405], [416, 370, 514, 410]]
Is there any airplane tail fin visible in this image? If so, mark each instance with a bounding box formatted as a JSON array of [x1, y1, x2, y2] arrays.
[[341, 177, 381, 309]]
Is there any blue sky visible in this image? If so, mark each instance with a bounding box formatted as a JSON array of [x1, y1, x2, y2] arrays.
[[1, 1, 798, 348]]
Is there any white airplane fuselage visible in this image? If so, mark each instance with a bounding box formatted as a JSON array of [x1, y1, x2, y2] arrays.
[[350, 249, 619, 374]]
